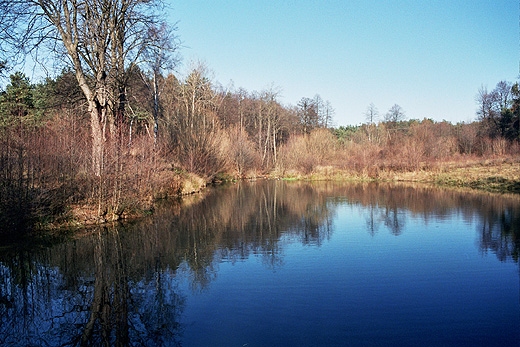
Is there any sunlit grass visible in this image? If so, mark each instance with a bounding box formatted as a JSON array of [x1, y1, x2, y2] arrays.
[[273, 157, 520, 195]]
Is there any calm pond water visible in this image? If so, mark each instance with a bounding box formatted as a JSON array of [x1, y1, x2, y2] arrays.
[[1, 180, 519, 346]]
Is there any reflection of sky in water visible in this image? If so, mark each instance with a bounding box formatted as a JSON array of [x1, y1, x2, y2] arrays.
[[1, 182, 519, 346], [181, 196, 520, 346]]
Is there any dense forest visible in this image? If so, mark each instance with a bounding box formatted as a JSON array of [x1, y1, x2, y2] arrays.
[[0, 1, 519, 238]]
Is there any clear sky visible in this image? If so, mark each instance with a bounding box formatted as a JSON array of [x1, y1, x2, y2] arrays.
[[169, 1, 518, 126]]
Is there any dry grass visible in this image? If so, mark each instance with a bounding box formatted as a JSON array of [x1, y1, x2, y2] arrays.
[[430, 158, 520, 194], [273, 156, 520, 195]]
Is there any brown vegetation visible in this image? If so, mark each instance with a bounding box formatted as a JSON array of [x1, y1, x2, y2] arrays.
[[1, 68, 519, 239], [0, 0, 518, 243], [273, 119, 519, 191]]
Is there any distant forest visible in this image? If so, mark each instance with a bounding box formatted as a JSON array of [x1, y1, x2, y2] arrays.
[[1, 66, 519, 233], [0, 0, 519, 236]]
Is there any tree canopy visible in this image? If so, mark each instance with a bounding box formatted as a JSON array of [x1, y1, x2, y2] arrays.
[[0, 0, 178, 175]]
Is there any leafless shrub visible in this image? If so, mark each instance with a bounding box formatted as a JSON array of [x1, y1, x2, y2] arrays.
[[409, 121, 457, 160], [226, 126, 261, 177], [400, 138, 425, 170], [174, 127, 232, 181], [277, 129, 337, 174], [276, 134, 306, 174], [341, 142, 381, 175], [491, 138, 508, 156], [456, 122, 480, 155], [0, 118, 80, 236]]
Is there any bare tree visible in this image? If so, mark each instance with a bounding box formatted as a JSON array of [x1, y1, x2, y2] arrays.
[[298, 97, 319, 134], [384, 104, 406, 123], [311, 94, 334, 128], [0, 0, 175, 176], [363, 103, 379, 143], [313, 94, 324, 126], [365, 103, 379, 124], [261, 88, 283, 166], [493, 80, 513, 111], [168, 63, 231, 177], [141, 22, 180, 146], [476, 86, 499, 119], [476, 85, 500, 137], [322, 100, 335, 128]]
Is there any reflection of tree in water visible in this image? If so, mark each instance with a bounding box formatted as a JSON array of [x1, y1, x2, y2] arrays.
[[365, 205, 380, 236], [341, 182, 520, 262], [363, 204, 405, 237], [346, 183, 408, 236], [382, 205, 405, 236], [296, 187, 335, 245], [0, 227, 185, 346], [2, 180, 520, 345], [174, 180, 336, 273], [476, 201, 520, 262], [0, 180, 338, 345]]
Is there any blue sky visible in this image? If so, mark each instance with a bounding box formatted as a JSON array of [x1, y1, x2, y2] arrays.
[[169, 1, 518, 126]]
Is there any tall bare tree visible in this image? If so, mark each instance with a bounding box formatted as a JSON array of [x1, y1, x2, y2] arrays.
[[0, 0, 174, 176], [364, 103, 379, 124], [168, 63, 231, 177], [141, 22, 180, 146], [260, 88, 283, 166], [312, 94, 334, 128], [363, 103, 379, 143], [476, 85, 500, 137], [384, 104, 406, 123], [297, 97, 319, 134], [322, 100, 335, 128], [493, 81, 512, 111]]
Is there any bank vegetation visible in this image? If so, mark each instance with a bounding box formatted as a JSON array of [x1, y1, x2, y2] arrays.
[[1, 68, 519, 239], [0, 1, 519, 239]]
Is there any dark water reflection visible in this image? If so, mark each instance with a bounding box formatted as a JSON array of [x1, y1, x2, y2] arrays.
[[1, 181, 519, 346]]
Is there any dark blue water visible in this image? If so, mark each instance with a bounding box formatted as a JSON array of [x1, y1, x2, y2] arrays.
[[1, 181, 519, 346], [179, 195, 519, 346]]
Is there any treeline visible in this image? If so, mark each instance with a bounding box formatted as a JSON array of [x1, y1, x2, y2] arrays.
[[1, 0, 519, 238], [1, 66, 520, 236], [2, 68, 520, 237], [476, 81, 520, 141], [0, 65, 335, 236], [0, 66, 335, 175]]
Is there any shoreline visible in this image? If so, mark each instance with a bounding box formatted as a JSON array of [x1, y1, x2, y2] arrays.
[[17, 157, 520, 236], [270, 157, 520, 195]]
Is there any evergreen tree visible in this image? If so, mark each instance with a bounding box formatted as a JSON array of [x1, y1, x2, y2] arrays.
[[0, 72, 34, 127]]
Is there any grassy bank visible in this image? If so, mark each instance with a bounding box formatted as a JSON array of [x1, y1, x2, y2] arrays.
[[430, 159, 520, 194], [33, 157, 520, 232], [273, 157, 520, 195], [49, 157, 517, 236]]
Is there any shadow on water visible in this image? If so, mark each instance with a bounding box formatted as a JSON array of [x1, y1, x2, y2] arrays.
[[0, 180, 519, 345], [0, 224, 186, 347]]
